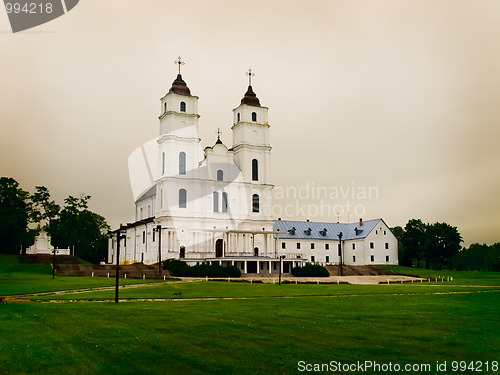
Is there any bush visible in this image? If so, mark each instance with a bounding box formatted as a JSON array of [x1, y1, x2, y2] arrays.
[[291, 263, 330, 277], [163, 259, 241, 278]]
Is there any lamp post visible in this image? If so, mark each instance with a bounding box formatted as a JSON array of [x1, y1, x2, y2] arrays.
[[338, 232, 343, 276], [112, 231, 126, 303], [153, 225, 163, 278], [52, 248, 56, 279], [278, 255, 286, 286]]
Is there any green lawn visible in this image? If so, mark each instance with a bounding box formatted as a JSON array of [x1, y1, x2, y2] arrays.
[[1, 256, 499, 374]]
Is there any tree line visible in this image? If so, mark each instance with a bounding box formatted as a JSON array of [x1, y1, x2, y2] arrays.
[[392, 219, 499, 271], [0, 177, 110, 263]]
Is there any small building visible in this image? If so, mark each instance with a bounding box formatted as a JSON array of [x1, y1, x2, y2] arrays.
[[26, 231, 70, 255]]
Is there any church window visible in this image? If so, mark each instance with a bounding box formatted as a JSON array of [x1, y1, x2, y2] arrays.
[[311, 256, 315, 262], [237, 113, 240, 122], [353, 256, 356, 263], [281, 242, 286, 249], [179, 152, 186, 175], [213, 192, 219, 212], [180, 101, 186, 112], [217, 169, 223, 181], [162, 152, 166, 175], [385, 243, 389, 249], [352, 243, 356, 250], [142, 231, 145, 244], [370, 242, 374, 249], [222, 192, 228, 213], [297, 243, 301, 249], [164, 102, 167, 112], [252, 194, 259, 213], [371, 255, 375, 262], [325, 243, 329, 250], [147, 205, 151, 217], [152, 230, 155, 242], [252, 112, 257, 121], [160, 188, 163, 208], [326, 256, 329, 262], [179, 189, 187, 208], [252, 159, 258, 181], [311, 243, 315, 249]]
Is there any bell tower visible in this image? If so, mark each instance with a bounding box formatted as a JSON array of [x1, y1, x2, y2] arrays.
[[232, 69, 273, 221]]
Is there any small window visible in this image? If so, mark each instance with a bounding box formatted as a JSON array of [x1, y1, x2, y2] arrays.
[[384, 230, 387, 235], [281, 242, 286, 249], [353, 256, 356, 263], [222, 192, 228, 213], [179, 189, 187, 208], [217, 170, 223, 181], [371, 255, 375, 262], [164, 102, 167, 112], [180, 101, 186, 112], [326, 256, 329, 263], [386, 256, 390, 262], [311, 243, 315, 249], [142, 231, 145, 244], [385, 243, 389, 249], [237, 113, 240, 122], [325, 243, 329, 250], [352, 243, 356, 250], [252, 159, 258, 181], [162, 152, 166, 175], [252, 194, 259, 213], [179, 152, 186, 175], [370, 242, 374, 249], [297, 243, 301, 250], [152, 230, 155, 242], [251, 112, 257, 121], [213, 192, 219, 212], [311, 256, 315, 262], [140, 207, 143, 220]]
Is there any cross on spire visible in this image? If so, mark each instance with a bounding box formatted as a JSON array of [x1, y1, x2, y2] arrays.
[[174, 56, 185, 74], [216, 128, 222, 140], [246, 68, 255, 86]]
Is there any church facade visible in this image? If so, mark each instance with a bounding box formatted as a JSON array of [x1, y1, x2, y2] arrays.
[[108, 63, 398, 273]]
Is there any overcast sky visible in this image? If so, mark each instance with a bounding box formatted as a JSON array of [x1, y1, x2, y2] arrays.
[[1, 0, 499, 246]]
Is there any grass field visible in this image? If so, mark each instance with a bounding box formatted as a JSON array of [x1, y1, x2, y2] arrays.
[[1, 255, 499, 375]]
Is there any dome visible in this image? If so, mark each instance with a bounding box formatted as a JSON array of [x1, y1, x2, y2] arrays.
[[240, 85, 261, 107], [168, 74, 191, 96]]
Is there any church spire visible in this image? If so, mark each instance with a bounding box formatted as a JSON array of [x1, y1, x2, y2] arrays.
[[169, 56, 191, 96], [241, 68, 261, 107]]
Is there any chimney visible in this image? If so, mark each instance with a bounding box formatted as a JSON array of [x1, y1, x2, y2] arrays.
[[359, 218, 363, 227]]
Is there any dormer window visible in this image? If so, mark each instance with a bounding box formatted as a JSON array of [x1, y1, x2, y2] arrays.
[[320, 228, 327, 236], [288, 227, 296, 235], [251, 112, 257, 121], [354, 227, 359, 235], [304, 228, 312, 236], [180, 101, 186, 112]]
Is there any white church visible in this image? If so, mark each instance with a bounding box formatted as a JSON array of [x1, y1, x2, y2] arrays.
[[108, 59, 398, 274]]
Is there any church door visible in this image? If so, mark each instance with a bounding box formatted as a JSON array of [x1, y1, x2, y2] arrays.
[[215, 239, 223, 258], [179, 246, 185, 259]]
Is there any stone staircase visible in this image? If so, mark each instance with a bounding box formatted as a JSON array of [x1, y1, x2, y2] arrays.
[[19, 254, 80, 265], [324, 265, 395, 276], [55, 263, 171, 279]]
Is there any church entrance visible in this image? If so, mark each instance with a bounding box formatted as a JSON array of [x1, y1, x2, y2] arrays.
[[179, 246, 185, 259], [254, 247, 259, 256], [247, 261, 257, 273], [283, 262, 290, 273], [215, 239, 223, 258]]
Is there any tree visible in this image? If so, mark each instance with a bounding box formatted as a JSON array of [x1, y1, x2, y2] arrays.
[[30, 186, 60, 233], [402, 219, 427, 268], [51, 194, 110, 263], [391, 226, 409, 266], [0, 177, 31, 254], [424, 222, 462, 269]]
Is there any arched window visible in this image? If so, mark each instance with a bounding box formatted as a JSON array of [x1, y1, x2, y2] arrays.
[[179, 152, 186, 175], [252, 194, 259, 213], [252, 159, 258, 181], [160, 188, 163, 208], [237, 113, 240, 122], [164, 102, 167, 112], [251, 112, 257, 121], [216, 169, 223, 181], [213, 191, 219, 212], [162, 152, 166, 175], [222, 192, 228, 213], [147, 205, 151, 217], [180, 101, 186, 112], [179, 189, 187, 208]]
